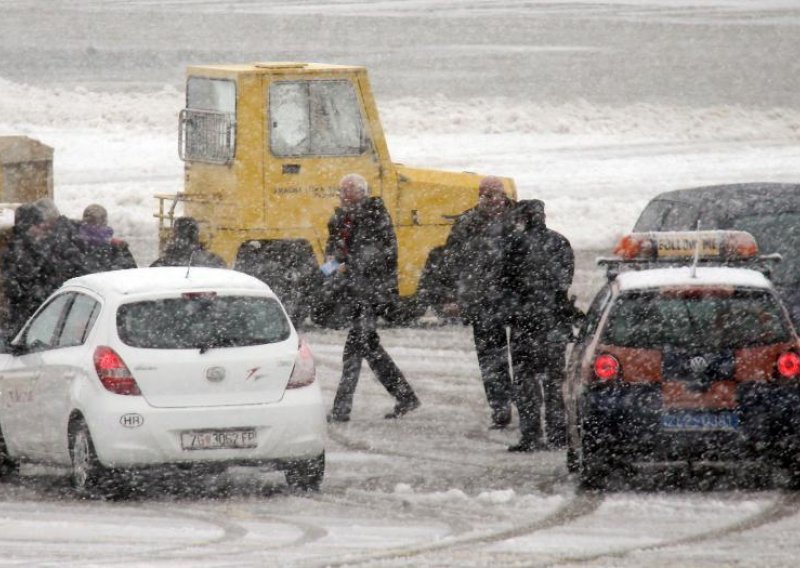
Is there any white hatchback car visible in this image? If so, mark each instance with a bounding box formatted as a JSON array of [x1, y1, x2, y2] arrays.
[[0, 267, 326, 496]]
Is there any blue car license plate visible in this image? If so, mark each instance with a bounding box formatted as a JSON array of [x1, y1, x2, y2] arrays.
[[661, 411, 739, 432]]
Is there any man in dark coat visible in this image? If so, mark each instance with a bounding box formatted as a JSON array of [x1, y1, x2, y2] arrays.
[[2, 204, 52, 338], [79, 204, 137, 273], [503, 199, 577, 451], [34, 198, 90, 293], [2, 199, 92, 339], [327, 173, 420, 422], [441, 175, 515, 429], [151, 217, 226, 268]]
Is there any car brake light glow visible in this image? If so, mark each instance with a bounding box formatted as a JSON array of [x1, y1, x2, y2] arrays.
[[594, 354, 620, 381], [287, 337, 316, 389], [777, 352, 800, 379], [93, 346, 141, 396]]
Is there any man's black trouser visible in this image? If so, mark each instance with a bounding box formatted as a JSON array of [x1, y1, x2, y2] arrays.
[[509, 320, 568, 446], [509, 322, 547, 443], [470, 313, 513, 420], [543, 333, 568, 446], [331, 304, 418, 419]]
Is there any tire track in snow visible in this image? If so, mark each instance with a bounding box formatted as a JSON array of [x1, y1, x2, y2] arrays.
[[304, 492, 603, 568], [78, 502, 330, 566], [541, 491, 800, 567]]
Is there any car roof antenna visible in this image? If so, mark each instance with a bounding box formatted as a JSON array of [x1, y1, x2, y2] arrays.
[[186, 250, 197, 279], [690, 221, 701, 279]]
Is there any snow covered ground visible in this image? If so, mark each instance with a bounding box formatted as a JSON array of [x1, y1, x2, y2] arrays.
[[1, 1, 800, 566]]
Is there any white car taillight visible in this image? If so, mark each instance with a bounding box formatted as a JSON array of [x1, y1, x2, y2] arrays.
[[93, 346, 142, 396], [287, 337, 316, 389]]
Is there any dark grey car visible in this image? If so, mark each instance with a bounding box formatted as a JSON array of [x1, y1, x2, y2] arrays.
[[633, 183, 800, 327]]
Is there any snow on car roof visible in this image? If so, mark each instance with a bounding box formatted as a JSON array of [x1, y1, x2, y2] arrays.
[[64, 267, 274, 297], [616, 266, 773, 292]]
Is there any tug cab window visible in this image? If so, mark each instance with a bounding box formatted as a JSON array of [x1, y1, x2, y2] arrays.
[[179, 78, 236, 164], [270, 80, 369, 157]]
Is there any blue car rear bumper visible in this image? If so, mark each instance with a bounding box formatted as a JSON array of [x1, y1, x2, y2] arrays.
[[580, 382, 800, 463]]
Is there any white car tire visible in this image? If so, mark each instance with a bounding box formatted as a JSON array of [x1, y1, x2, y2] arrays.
[[0, 426, 19, 480], [69, 420, 113, 498]]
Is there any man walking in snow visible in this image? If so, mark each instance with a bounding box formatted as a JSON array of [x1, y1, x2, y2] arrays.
[[441, 175, 516, 429], [326, 173, 421, 423]]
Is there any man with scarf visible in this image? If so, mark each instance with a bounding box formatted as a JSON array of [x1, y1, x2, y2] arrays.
[[503, 199, 577, 451], [326, 173, 420, 423], [79, 204, 137, 273]]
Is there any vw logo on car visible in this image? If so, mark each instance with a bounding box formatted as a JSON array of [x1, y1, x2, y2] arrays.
[[689, 356, 709, 375]]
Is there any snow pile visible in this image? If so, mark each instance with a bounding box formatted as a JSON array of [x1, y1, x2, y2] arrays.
[[0, 77, 181, 132], [382, 96, 800, 142], [3, 76, 799, 143]]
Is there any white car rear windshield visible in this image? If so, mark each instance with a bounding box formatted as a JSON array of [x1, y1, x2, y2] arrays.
[[602, 289, 790, 350], [117, 296, 291, 350]]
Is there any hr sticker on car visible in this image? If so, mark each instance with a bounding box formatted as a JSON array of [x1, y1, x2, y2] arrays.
[[120, 413, 144, 428]]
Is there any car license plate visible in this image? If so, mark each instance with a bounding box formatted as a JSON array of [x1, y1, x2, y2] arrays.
[[661, 411, 738, 432], [180, 429, 257, 450]]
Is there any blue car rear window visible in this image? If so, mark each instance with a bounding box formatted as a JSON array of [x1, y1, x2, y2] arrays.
[[602, 289, 790, 350]]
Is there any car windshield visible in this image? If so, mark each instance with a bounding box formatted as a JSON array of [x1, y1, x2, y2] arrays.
[[602, 288, 790, 350], [729, 212, 800, 286], [117, 295, 291, 349]]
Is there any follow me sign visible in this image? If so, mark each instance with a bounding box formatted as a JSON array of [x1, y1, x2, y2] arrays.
[[656, 234, 720, 258]]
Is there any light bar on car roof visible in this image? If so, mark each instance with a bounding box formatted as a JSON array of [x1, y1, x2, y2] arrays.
[[613, 231, 759, 262]]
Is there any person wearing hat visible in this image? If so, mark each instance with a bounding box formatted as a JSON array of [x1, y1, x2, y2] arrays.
[[440, 175, 516, 430], [79, 204, 137, 273], [150, 217, 226, 268], [502, 199, 578, 451]]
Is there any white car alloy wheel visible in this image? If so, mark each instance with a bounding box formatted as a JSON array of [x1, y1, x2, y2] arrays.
[[70, 421, 102, 495]]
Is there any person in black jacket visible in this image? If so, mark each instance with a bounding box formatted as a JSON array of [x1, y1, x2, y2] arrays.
[[326, 173, 420, 423], [1, 204, 51, 338], [503, 199, 577, 451], [79, 204, 137, 273], [441, 176, 516, 429], [34, 198, 90, 293], [151, 217, 226, 268]]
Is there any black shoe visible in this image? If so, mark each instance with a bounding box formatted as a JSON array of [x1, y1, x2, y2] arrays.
[[326, 413, 350, 423], [508, 438, 544, 452], [489, 408, 512, 430], [384, 398, 421, 419]]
